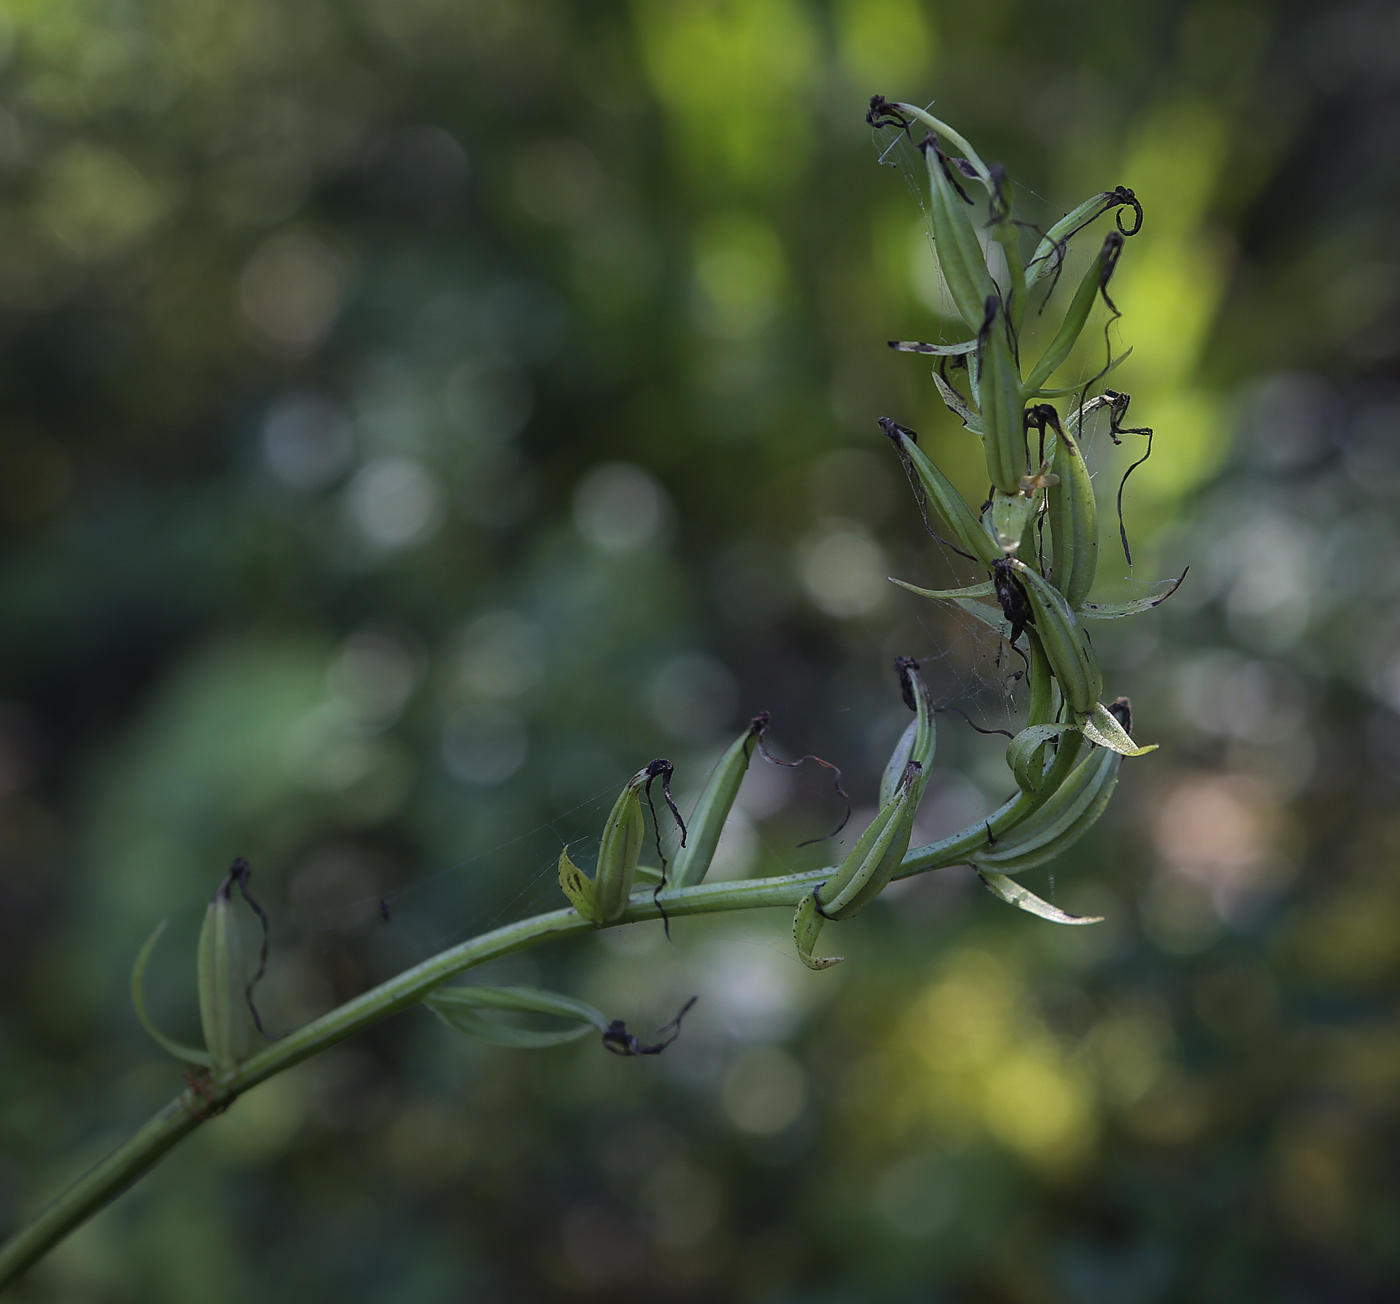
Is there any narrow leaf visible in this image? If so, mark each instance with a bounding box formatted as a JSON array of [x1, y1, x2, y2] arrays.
[[425, 984, 610, 1049], [131, 921, 212, 1067], [978, 871, 1104, 925], [932, 371, 982, 432], [1078, 570, 1187, 619], [1079, 701, 1157, 756], [891, 577, 995, 601]]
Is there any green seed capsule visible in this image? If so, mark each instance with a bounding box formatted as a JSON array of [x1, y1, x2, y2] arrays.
[[1046, 413, 1099, 610], [197, 866, 253, 1074], [924, 138, 994, 331], [794, 797, 903, 970], [1025, 187, 1141, 291], [978, 297, 1028, 496], [1006, 558, 1103, 716], [1026, 630, 1055, 725], [970, 743, 1122, 874], [1024, 232, 1123, 394], [1006, 722, 1076, 794], [879, 718, 917, 808], [987, 167, 1029, 333], [793, 661, 935, 969], [820, 760, 922, 921], [592, 763, 656, 923], [819, 659, 933, 920], [880, 419, 1002, 567], [669, 717, 765, 889]]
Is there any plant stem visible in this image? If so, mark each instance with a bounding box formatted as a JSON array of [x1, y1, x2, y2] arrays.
[[0, 819, 988, 1291], [0, 865, 835, 1290]]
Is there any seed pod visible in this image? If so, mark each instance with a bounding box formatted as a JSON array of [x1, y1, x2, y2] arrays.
[[970, 743, 1121, 874], [924, 138, 994, 331], [818, 661, 933, 921], [670, 717, 765, 889], [1026, 187, 1142, 291], [1006, 558, 1103, 716], [880, 719, 918, 809], [1046, 415, 1099, 610], [880, 655, 937, 805], [881, 419, 1002, 567], [197, 866, 253, 1074], [1024, 232, 1123, 394], [1006, 722, 1076, 794], [987, 166, 1029, 333], [1026, 630, 1055, 725], [903, 718, 1089, 877], [821, 761, 923, 920], [989, 488, 1035, 556], [593, 763, 656, 923], [978, 297, 1027, 496]]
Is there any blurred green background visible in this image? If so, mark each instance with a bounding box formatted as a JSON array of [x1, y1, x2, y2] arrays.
[[0, 0, 1396, 1299]]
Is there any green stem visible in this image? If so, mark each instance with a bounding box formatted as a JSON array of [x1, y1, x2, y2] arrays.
[[0, 823, 996, 1292], [0, 865, 843, 1290]]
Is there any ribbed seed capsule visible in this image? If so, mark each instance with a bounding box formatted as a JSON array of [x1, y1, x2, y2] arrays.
[[669, 718, 765, 889], [794, 661, 935, 969], [1005, 558, 1103, 715], [818, 660, 934, 921], [821, 761, 922, 920], [1024, 232, 1123, 394], [1025, 186, 1141, 291], [988, 166, 1029, 333], [1026, 630, 1056, 725], [1006, 722, 1076, 794], [592, 762, 657, 923], [970, 744, 1121, 874], [879, 718, 917, 808], [796, 768, 921, 970], [902, 717, 1090, 876], [978, 297, 1028, 496], [197, 864, 253, 1074], [923, 138, 993, 331], [1046, 415, 1099, 610], [880, 419, 1002, 567]]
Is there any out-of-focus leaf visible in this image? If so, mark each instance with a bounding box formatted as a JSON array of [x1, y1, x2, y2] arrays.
[[424, 984, 609, 1049], [130, 921, 212, 1067]]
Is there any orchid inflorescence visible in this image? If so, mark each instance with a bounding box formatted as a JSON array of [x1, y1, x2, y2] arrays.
[[0, 101, 1183, 1290]]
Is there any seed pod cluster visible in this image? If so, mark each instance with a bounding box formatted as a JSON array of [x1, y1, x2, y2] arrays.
[[866, 102, 1176, 925]]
